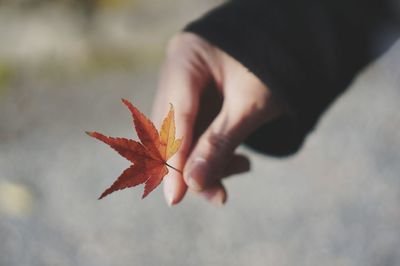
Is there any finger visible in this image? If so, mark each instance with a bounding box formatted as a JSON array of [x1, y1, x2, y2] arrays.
[[183, 47, 280, 192], [221, 153, 250, 178], [196, 154, 250, 205], [182, 99, 256, 191], [198, 182, 227, 206], [152, 34, 211, 206]]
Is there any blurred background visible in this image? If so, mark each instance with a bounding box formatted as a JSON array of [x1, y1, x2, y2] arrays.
[[0, 1, 400, 266]]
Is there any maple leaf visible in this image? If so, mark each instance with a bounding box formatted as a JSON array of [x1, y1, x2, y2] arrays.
[[86, 99, 182, 199]]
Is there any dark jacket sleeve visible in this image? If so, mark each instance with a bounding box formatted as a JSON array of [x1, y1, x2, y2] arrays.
[[184, 0, 399, 156]]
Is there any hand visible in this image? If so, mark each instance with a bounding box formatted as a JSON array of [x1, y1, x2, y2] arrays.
[[152, 33, 282, 206]]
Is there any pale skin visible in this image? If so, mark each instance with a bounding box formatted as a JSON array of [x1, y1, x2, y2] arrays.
[[152, 33, 282, 206]]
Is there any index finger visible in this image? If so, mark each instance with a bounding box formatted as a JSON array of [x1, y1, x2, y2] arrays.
[[152, 35, 210, 205]]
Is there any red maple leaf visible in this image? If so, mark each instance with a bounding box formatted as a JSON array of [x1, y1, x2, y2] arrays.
[[86, 99, 182, 199]]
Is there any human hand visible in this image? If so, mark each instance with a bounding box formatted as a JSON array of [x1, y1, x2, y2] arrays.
[[152, 33, 282, 206]]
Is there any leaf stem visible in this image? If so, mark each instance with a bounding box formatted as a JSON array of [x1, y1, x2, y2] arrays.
[[165, 163, 183, 174]]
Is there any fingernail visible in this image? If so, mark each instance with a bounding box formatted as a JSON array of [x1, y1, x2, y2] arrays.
[[185, 157, 208, 191], [165, 188, 175, 207]]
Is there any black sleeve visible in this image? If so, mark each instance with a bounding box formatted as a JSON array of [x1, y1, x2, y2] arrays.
[[184, 0, 399, 156]]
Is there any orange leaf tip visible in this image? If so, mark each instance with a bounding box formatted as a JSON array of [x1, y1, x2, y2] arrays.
[[85, 131, 95, 137]]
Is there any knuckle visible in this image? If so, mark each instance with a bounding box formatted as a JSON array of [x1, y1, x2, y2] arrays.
[[227, 90, 275, 123], [205, 131, 233, 156], [166, 33, 201, 56], [166, 34, 187, 54], [166, 33, 214, 60]]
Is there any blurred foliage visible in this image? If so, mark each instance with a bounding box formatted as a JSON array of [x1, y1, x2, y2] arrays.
[[0, 0, 136, 10], [0, 61, 15, 92], [0, 0, 210, 81], [86, 46, 164, 72], [97, 0, 136, 9], [0, 0, 137, 21]]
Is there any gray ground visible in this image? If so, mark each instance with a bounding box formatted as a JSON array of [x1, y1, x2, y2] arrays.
[[1, 2, 400, 266]]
